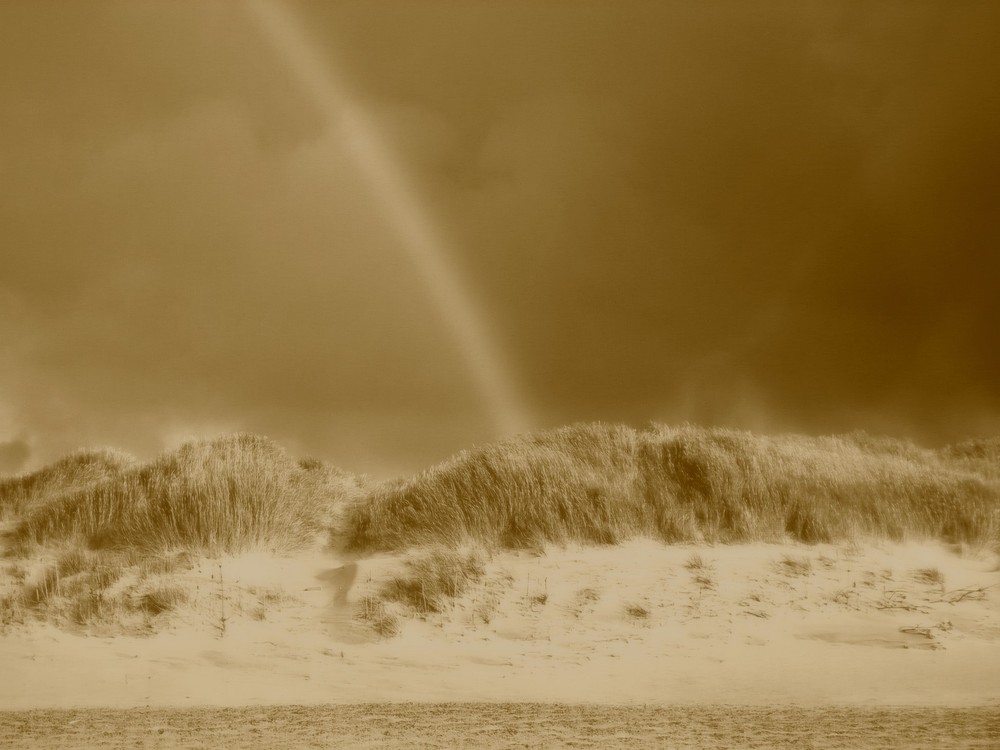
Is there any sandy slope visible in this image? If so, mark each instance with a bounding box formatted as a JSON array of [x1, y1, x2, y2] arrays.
[[1, 540, 999, 710]]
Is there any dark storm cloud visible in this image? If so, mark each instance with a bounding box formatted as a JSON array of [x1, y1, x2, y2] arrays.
[[2, 2, 999, 475], [317, 0, 1000, 441]]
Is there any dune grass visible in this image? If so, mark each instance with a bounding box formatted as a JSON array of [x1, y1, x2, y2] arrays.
[[380, 548, 486, 614], [0, 435, 365, 633], [347, 423, 643, 551], [6, 434, 362, 555], [345, 423, 1000, 552], [358, 547, 486, 636], [0, 545, 204, 632], [0, 448, 137, 520], [6, 423, 998, 563]]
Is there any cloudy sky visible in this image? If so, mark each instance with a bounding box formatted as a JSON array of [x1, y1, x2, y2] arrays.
[[2, 1, 998, 477]]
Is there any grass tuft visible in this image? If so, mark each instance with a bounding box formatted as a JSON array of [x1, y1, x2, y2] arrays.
[[913, 567, 945, 588], [625, 603, 650, 619], [357, 548, 487, 638], [139, 586, 189, 616], [21, 568, 61, 609], [693, 573, 715, 590], [778, 556, 813, 577], [358, 595, 400, 638], [685, 553, 709, 571], [379, 548, 486, 614]]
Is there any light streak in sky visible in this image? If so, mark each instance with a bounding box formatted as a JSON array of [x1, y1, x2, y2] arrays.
[[246, 0, 533, 436]]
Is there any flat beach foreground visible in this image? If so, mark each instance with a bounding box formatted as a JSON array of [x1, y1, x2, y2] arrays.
[[3, 704, 999, 749], [2, 540, 999, 747]]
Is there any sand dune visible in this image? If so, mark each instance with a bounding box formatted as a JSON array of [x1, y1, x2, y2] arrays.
[[2, 426, 998, 746], [3, 539, 998, 711]]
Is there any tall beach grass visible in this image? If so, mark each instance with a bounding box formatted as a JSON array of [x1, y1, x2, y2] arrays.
[[345, 423, 1000, 551], [7, 435, 362, 554], [0, 448, 137, 520]]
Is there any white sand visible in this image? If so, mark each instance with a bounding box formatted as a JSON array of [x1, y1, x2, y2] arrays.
[[2, 540, 998, 709]]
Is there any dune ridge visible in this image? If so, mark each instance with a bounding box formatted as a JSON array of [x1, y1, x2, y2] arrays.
[[348, 423, 1000, 551], [1, 423, 998, 723]]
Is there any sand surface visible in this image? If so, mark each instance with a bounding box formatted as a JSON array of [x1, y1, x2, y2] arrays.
[[2, 540, 998, 712], [3, 704, 999, 749]]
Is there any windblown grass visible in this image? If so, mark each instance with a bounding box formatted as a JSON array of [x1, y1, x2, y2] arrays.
[[0, 448, 137, 520], [380, 548, 486, 614], [8, 435, 362, 555], [939, 437, 1000, 481], [346, 423, 1000, 552], [348, 423, 642, 551], [0, 545, 207, 632], [358, 547, 486, 636]]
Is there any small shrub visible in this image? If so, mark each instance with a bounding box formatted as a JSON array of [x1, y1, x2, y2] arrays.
[[530, 593, 548, 606]]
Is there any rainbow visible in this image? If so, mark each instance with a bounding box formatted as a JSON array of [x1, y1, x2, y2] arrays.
[[246, 0, 533, 437]]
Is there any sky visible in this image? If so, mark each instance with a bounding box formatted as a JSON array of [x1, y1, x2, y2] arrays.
[[2, 1, 999, 477]]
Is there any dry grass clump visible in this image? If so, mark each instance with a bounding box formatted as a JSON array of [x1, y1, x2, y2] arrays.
[[359, 596, 400, 638], [0, 448, 137, 520], [20, 568, 61, 609], [694, 574, 716, 590], [913, 567, 945, 588], [138, 586, 189, 616], [0, 545, 200, 633], [685, 553, 710, 571], [778, 555, 813, 577], [345, 423, 1000, 552], [357, 548, 487, 637], [10, 435, 361, 555], [380, 548, 486, 614], [625, 603, 650, 619]]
